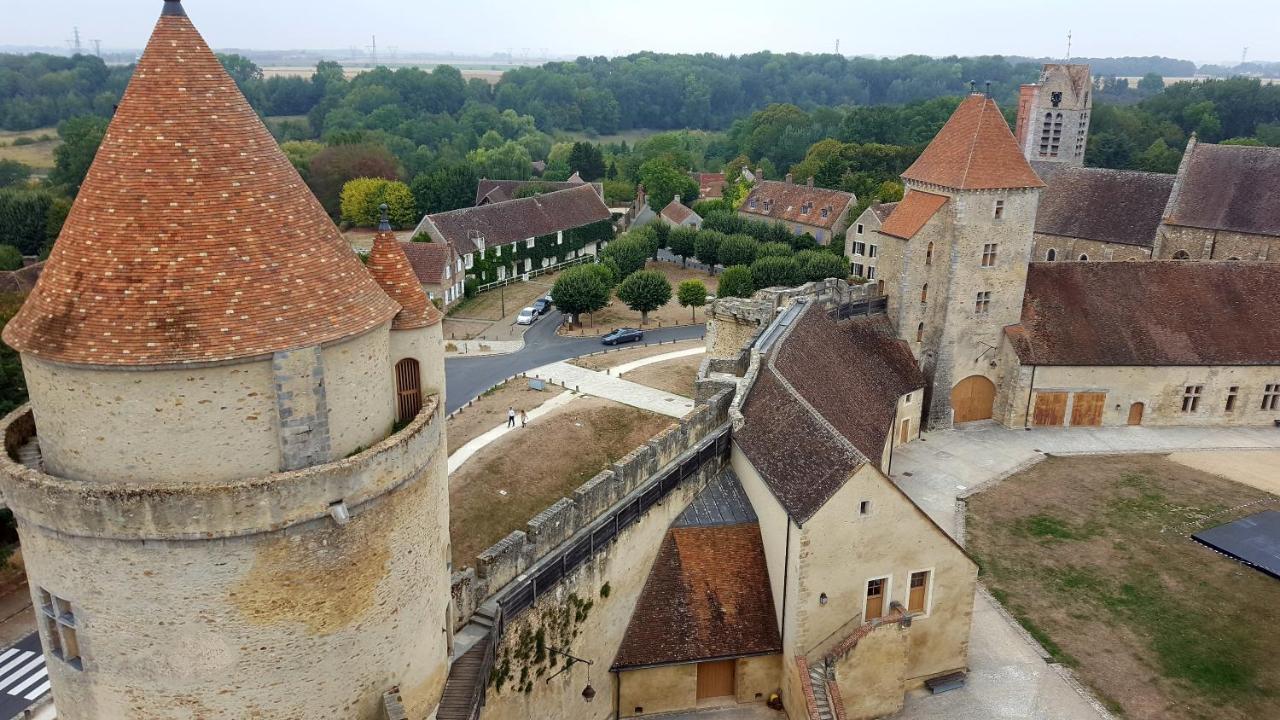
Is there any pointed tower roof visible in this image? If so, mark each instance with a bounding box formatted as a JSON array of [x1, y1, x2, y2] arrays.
[[902, 94, 1045, 191], [366, 209, 439, 330], [2, 0, 398, 366]]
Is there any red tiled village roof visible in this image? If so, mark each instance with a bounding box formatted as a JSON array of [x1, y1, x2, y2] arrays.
[[660, 198, 696, 225], [367, 226, 440, 330], [879, 191, 948, 240], [399, 241, 455, 287], [902, 94, 1045, 191], [740, 181, 856, 231], [3, 2, 397, 366]]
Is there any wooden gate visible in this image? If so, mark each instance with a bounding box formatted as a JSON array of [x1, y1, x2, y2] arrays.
[[951, 376, 996, 423], [1128, 402, 1145, 426], [395, 358, 422, 423], [696, 660, 736, 700], [1070, 392, 1106, 427], [1032, 392, 1068, 426], [900, 419, 911, 444]]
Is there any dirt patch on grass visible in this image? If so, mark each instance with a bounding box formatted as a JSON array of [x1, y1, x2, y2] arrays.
[[967, 454, 1280, 720], [570, 339, 703, 371], [620, 355, 704, 398], [443, 319, 494, 342], [447, 379, 565, 451], [565, 261, 718, 336], [449, 397, 674, 567], [449, 278, 552, 322]]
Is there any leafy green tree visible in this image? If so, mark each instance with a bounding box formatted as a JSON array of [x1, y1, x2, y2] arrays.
[[0, 245, 22, 271], [49, 115, 108, 193], [717, 235, 759, 267], [43, 196, 72, 257], [339, 178, 417, 228], [758, 241, 793, 258], [307, 142, 401, 216], [677, 279, 707, 322], [0, 161, 31, 188], [568, 142, 606, 181], [1137, 73, 1165, 94], [0, 293, 29, 415], [551, 265, 610, 327], [750, 256, 803, 288], [693, 230, 725, 272], [1136, 139, 1182, 173], [801, 251, 850, 282], [600, 234, 652, 278], [717, 265, 754, 299], [0, 189, 53, 254], [667, 227, 698, 266], [616, 269, 672, 325], [411, 163, 478, 215], [467, 140, 532, 180], [586, 261, 618, 290], [637, 158, 698, 211]]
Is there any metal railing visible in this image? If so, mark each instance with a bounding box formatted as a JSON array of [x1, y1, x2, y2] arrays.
[[475, 254, 597, 294]]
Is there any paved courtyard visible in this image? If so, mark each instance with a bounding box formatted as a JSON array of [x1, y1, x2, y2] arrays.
[[887, 422, 1280, 720]]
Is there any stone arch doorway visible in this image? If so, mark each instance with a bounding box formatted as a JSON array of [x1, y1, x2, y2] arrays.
[[951, 375, 996, 424], [1127, 402, 1144, 426]]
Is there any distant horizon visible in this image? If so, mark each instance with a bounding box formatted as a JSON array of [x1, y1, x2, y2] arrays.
[[1, 0, 1276, 68]]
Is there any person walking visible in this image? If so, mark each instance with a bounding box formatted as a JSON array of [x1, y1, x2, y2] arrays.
[[507, 406, 516, 428], [520, 409, 528, 428]]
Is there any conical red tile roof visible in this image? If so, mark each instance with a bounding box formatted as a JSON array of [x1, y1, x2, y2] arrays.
[[2, 1, 398, 366], [366, 221, 439, 330], [902, 94, 1045, 191]]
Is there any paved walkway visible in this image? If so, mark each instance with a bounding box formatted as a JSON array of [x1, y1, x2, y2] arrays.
[[888, 423, 1280, 720], [447, 348, 703, 474]]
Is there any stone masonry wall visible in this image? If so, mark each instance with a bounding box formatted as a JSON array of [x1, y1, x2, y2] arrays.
[[273, 345, 332, 471]]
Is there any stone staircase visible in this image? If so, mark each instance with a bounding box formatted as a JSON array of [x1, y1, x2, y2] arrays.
[[807, 664, 836, 720], [15, 437, 41, 471]]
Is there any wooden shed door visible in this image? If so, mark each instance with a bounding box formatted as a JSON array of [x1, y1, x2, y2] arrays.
[[1128, 402, 1145, 426], [696, 660, 736, 700], [395, 358, 423, 423], [1070, 392, 1106, 427], [899, 419, 911, 444], [1032, 392, 1068, 426], [951, 376, 996, 423]]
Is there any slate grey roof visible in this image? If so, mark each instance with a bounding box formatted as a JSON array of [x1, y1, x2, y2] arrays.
[[415, 184, 612, 255], [1165, 139, 1280, 238], [674, 470, 757, 528], [1035, 166, 1174, 247]]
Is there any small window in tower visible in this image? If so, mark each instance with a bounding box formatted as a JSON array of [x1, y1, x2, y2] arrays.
[[921, 283, 928, 304], [925, 242, 934, 265], [1051, 91, 1063, 107], [39, 589, 82, 670], [1182, 385, 1204, 413], [1046, 248, 1057, 261], [1226, 386, 1239, 412], [982, 243, 998, 266], [1263, 384, 1280, 411], [993, 201, 1005, 220], [856, 224, 864, 235], [916, 323, 924, 343], [975, 291, 991, 314], [395, 358, 423, 423], [1079, 254, 1089, 261]]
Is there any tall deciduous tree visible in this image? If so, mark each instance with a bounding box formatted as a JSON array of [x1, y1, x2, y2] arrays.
[[49, 115, 108, 194], [568, 142, 606, 181], [667, 227, 698, 266], [307, 142, 401, 216], [717, 265, 754, 299], [637, 159, 698, 211], [0, 161, 31, 189], [551, 265, 610, 327], [339, 178, 417, 228], [716, 235, 759, 267], [750, 256, 803, 288], [411, 163, 478, 215], [600, 234, 652, 279], [616, 269, 672, 325], [677, 279, 707, 322]]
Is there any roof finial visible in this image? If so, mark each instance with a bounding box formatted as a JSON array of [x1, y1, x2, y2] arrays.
[[162, 0, 186, 17], [968, 80, 977, 95], [985, 81, 992, 98], [378, 203, 391, 232]]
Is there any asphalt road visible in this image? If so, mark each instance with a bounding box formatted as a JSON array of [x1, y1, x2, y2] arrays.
[[444, 309, 704, 413]]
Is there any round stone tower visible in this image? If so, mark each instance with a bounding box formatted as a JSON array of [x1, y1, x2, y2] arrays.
[[0, 2, 453, 718]]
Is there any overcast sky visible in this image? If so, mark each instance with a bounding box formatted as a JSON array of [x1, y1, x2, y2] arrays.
[[2, 0, 1275, 65]]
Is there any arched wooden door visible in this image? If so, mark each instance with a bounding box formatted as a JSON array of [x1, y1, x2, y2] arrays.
[[1127, 402, 1144, 426], [395, 358, 423, 423], [951, 375, 996, 424]]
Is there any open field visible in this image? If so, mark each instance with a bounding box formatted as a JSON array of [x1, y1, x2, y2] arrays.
[[966, 453, 1280, 720], [566, 261, 718, 336], [570, 339, 703, 371], [260, 65, 509, 84], [446, 378, 565, 452], [0, 127, 59, 171], [620, 354, 703, 398], [449, 397, 673, 567]]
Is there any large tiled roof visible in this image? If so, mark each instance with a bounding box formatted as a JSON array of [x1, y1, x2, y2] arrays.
[[612, 477, 779, 670], [473, 175, 600, 206], [879, 191, 948, 240], [697, 172, 726, 198], [1006, 262, 1280, 366], [2, 3, 397, 366], [416, 184, 611, 255], [399, 241, 454, 286], [366, 226, 440, 330], [1035, 166, 1173, 247], [740, 181, 856, 230], [902, 94, 1045, 191], [737, 304, 924, 522], [1164, 139, 1280, 238], [660, 198, 697, 225]]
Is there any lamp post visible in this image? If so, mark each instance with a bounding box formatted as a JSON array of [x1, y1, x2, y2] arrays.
[[546, 647, 596, 703]]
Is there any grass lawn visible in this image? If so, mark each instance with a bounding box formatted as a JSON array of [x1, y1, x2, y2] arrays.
[[446, 378, 565, 451], [448, 277, 553, 322], [449, 397, 673, 568], [966, 454, 1280, 720], [620, 354, 703, 398], [568, 261, 719, 336]]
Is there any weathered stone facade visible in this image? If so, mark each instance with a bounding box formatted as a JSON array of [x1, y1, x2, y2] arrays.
[[1014, 64, 1092, 168]]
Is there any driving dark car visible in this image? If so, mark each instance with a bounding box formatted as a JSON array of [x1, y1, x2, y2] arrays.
[[532, 297, 552, 315], [601, 328, 644, 345]]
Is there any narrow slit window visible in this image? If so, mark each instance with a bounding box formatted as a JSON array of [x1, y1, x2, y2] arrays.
[[1226, 386, 1239, 412]]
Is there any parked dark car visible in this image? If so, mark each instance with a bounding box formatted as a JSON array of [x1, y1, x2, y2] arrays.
[[601, 328, 644, 346], [532, 297, 552, 315]]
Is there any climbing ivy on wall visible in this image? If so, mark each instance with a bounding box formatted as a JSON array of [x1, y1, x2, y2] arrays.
[[467, 220, 615, 284], [490, 592, 596, 695]]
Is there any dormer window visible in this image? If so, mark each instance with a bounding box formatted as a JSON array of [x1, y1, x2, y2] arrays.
[[821, 207, 830, 219], [749, 197, 757, 210]]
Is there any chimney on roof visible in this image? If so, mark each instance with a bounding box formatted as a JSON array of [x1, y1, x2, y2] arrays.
[[785, 173, 793, 184], [756, 167, 763, 180], [807, 176, 814, 188], [673, 194, 681, 205], [636, 183, 646, 211]]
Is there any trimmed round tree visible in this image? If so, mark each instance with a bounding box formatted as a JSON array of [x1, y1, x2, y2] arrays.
[[757, 241, 793, 258], [668, 227, 698, 266], [551, 265, 610, 327], [616, 269, 673, 325], [750, 256, 803, 289], [717, 265, 755, 299], [600, 234, 652, 278], [693, 230, 726, 274], [802, 250, 850, 282], [0, 244, 22, 271], [717, 234, 759, 267], [677, 279, 708, 322]]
